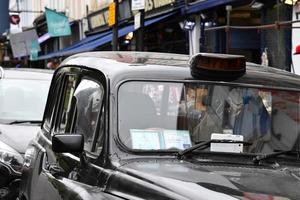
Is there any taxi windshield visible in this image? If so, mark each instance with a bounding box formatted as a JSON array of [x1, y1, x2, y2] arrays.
[[118, 81, 300, 154]]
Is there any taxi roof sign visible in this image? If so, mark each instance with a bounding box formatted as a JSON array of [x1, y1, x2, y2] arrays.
[[189, 53, 246, 80]]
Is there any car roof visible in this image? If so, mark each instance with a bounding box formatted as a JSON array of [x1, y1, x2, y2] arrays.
[[0, 68, 53, 80], [61, 51, 300, 91]]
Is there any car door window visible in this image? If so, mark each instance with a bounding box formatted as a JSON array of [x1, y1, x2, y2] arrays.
[[57, 75, 78, 133], [73, 79, 104, 152]]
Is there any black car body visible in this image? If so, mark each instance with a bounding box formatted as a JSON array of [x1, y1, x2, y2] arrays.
[[20, 52, 300, 200], [0, 68, 52, 199]]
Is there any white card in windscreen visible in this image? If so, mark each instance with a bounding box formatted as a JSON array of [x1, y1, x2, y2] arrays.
[[163, 130, 192, 150], [210, 133, 244, 153], [130, 129, 161, 150]]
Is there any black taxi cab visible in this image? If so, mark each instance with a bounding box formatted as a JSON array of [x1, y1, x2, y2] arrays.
[[20, 52, 300, 200]]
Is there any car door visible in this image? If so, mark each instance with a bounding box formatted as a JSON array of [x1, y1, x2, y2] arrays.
[[21, 66, 108, 200], [20, 67, 71, 200]]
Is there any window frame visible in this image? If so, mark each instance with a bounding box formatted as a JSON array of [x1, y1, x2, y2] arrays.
[[43, 66, 108, 159], [77, 69, 108, 157], [42, 67, 81, 135], [55, 74, 80, 134]]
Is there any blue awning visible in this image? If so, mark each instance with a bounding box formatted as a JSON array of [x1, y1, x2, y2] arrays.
[[37, 12, 176, 60], [182, 0, 240, 15]]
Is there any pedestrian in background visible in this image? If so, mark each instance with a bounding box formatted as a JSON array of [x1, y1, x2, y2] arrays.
[[46, 59, 60, 70]]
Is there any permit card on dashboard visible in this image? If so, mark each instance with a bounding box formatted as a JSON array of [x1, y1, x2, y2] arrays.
[[130, 129, 192, 150], [162, 130, 192, 150], [210, 133, 244, 153], [130, 129, 161, 150]]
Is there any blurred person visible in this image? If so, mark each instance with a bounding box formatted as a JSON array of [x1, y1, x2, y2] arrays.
[[191, 87, 271, 149], [227, 88, 271, 152], [46, 59, 60, 70]]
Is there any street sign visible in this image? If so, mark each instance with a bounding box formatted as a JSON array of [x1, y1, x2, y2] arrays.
[[134, 12, 141, 30], [108, 2, 116, 27], [10, 14, 20, 25], [131, 0, 145, 11], [30, 39, 39, 60], [10, 29, 40, 58], [45, 7, 71, 37]]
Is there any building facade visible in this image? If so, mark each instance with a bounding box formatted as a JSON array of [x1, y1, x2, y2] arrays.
[[3, 0, 296, 71]]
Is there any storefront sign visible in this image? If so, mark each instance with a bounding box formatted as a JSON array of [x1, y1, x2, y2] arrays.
[[10, 29, 41, 58], [45, 7, 71, 37], [132, 0, 145, 11], [134, 12, 141, 30], [88, 0, 131, 30], [30, 40, 39, 60], [89, 10, 108, 29], [88, 0, 174, 31], [108, 2, 116, 26], [145, 0, 175, 12]]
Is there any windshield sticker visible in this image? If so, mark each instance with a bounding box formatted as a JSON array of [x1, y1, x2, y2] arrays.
[[130, 129, 192, 150], [130, 129, 161, 150], [210, 133, 244, 153], [162, 130, 192, 150]]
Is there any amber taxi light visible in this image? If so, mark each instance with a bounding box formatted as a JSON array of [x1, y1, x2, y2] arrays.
[[189, 53, 246, 80]]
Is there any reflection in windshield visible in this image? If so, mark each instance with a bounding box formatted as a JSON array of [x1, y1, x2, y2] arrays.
[[118, 81, 300, 154], [0, 79, 50, 122]]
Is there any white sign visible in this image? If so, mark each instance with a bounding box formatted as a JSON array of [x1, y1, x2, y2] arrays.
[[134, 12, 141, 30], [145, 0, 175, 12], [210, 133, 244, 153], [292, 4, 300, 74], [132, 0, 145, 11], [130, 129, 191, 150], [10, 29, 40, 58]]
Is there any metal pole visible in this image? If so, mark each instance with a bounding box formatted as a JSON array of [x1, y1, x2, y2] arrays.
[[226, 5, 232, 54], [276, 0, 280, 67], [112, 0, 119, 51], [189, 30, 193, 56], [194, 15, 201, 54], [136, 10, 145, 51]]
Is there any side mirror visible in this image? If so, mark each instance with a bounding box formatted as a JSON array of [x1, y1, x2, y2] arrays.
[[52, 134, 84, 153]]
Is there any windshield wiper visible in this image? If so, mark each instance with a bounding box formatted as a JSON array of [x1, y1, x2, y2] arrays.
[[9, 120, 42, 125], [177, 139, 252, 159], [252, 150, 300, 164]]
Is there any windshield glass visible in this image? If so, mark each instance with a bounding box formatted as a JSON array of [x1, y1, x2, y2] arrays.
[[118, 81, 300, 154], [0, 79, 50, 123]]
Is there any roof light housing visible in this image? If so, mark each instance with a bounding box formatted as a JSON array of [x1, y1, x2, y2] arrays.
[[189, 53, 246, 81]]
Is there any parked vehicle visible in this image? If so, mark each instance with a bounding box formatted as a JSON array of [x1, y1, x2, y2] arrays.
[[0, 67, 52, 200], [20, 52, 300, 200]]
